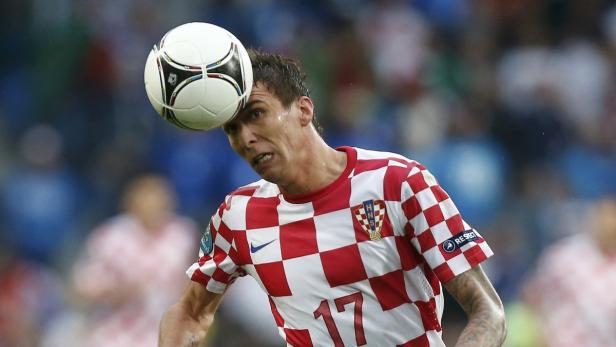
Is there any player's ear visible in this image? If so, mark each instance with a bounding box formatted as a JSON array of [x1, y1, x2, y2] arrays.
[[297, 96, 314, 127]]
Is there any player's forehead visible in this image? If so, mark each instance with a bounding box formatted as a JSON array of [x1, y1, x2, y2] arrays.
[[247, 82, 283, 107], [223, 83, 281, 130]]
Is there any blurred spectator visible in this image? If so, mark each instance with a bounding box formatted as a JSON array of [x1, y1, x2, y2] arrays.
[[58, 174, 198, 347], [494, 45, 570, 167], [523, 196, 616, 347], [0, 124, 83, 264], [355, 0, 431, 96], [552, 40, 610, 134], [396, 91, 450, 154]]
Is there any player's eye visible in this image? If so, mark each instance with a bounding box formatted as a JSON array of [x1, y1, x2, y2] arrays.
[[250, 109, 263, 120]]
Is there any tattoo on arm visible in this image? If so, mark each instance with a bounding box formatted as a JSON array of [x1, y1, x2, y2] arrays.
[[184, 335, 200, 347], [444, 266, 506, 347]]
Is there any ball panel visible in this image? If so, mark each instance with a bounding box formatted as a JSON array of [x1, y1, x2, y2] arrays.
[[200, 77, 241, 115], [207, 43, 244, 95], [144, 48, 165, 115], [162, 22, 234, 66], [171, 78, 208, 110], [162, 108, 198, 130], [173, 105, 220, 131], [161, 41, 204, 70], [158, 54, 203, 107], [231, 34, 253, 101]]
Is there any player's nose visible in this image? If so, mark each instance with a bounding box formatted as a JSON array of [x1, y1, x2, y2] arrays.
[[236, 123, 258, 151]]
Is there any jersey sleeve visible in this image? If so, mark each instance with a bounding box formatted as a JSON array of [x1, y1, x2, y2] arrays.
[[186, 205, 244, 293], [400, 163, 493, 283]]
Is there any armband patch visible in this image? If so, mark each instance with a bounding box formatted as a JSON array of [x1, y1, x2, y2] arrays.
[[200, 225, 214, 255], [442, 229, 480, 253]]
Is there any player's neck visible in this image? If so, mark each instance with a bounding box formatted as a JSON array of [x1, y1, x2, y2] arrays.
[[278, 138, 347, 197]]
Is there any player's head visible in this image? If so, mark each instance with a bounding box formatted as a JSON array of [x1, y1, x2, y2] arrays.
[[122, 174, 176, 231], [222, 50, 325, 185]]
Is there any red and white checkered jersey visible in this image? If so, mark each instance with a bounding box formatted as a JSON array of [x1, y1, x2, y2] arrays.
[[73, 214, 198, 347], [525, 233, 616, 347], [187, 146, 493, 347]]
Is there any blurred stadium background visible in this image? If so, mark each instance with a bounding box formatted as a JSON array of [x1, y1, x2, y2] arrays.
[[0, 0, 615, 346]]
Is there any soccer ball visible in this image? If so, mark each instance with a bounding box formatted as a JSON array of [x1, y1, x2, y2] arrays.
[[144, 22, 253, 130]]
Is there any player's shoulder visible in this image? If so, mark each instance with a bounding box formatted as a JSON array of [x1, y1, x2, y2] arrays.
[[216, 179, 279, 213], [352, 146, 421, 168], [351, 146, 426, 177], [227, 179, 279, 199], [206, 179, 279, 231], [350, 147, 440, 195]]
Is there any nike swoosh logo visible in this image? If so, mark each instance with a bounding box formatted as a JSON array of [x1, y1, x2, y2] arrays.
[[250, 239, 277, 253]]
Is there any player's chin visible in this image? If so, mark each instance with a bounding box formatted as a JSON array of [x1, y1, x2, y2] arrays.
[[254, 168, 276, 183], [253, 164, 280, 183]]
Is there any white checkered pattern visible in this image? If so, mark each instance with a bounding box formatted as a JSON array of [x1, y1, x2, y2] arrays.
[[188, 146, 493, 347], [73, 214, 198, 347], [525, 233, 616, 347]]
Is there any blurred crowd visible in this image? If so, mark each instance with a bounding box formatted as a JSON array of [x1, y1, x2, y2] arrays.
[[0, 0, 615, 346]]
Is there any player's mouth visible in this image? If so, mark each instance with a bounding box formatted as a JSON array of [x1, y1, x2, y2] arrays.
[[252, 152, 274, 168]]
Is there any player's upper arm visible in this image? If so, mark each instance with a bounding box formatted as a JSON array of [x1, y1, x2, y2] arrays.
[[444, 265, 504, 319]]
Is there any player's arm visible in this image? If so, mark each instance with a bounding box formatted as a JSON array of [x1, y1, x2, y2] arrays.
[[159, 281, 225, 347], [444, 265, 506, 347]]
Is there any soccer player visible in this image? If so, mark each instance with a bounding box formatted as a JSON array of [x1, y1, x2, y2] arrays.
[[72, 174, 198, 347], [159, 51, 506, 347], [523, 196, 616, 347]]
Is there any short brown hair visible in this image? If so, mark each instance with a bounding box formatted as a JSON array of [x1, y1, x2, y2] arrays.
[[248, 49, 323, 134]]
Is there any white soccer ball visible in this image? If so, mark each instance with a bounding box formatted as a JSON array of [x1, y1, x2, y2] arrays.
[[144, 22, 253, 130]]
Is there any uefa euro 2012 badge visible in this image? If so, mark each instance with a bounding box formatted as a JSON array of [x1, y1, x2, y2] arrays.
[[352, 199, 386, 241], [200, 225, 214, 256]]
